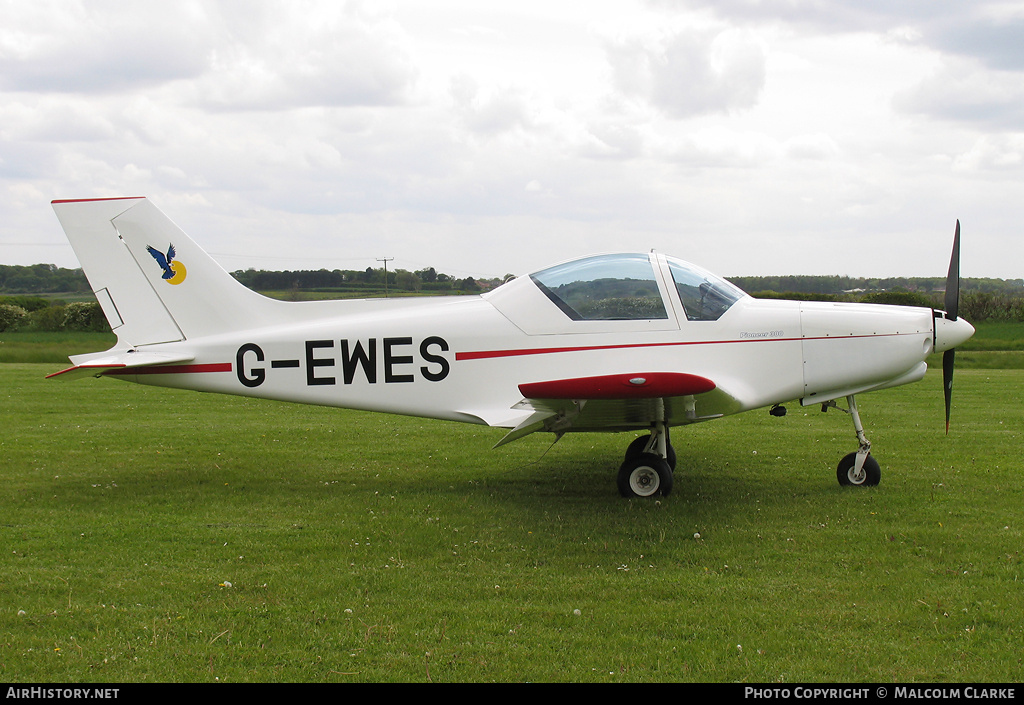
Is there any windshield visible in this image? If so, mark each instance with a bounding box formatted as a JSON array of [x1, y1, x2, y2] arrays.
[[666, 256, 745, 321], [530, 253, 668, 321]]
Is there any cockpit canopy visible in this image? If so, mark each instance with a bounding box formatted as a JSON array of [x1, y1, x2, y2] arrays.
[[484, 252, 747, 335], [530, 253, 668, 321], [529, 253, 745, 322]]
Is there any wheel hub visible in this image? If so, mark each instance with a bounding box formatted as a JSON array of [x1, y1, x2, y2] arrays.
[[630, 466, 660, 496]]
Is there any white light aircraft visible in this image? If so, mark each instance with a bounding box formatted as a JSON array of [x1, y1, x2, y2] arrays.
[[50, 197, 975, 497]]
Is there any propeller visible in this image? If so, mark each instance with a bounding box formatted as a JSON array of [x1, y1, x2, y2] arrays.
[[945, 220, 960, 321], [942, 220, 960, 434]]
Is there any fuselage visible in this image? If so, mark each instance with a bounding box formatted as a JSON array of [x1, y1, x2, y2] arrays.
[[103, 252, 974, 433]]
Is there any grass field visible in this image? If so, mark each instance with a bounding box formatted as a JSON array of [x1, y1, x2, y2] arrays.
[[0, 332, 116, 364], [2, 361, 1022, 682]]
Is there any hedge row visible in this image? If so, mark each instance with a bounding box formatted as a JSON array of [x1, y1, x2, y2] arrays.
[[0, 300, 109, 333]]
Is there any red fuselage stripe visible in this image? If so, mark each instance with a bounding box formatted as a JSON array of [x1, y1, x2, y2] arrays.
[[455, 336, 791, 361], [454, 333, 908, 361], [105, 363, 232, 376], [75, 334, 910, 374]]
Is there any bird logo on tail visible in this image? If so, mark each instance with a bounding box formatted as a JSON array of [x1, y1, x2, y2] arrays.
[[146, 243, 187, 285]]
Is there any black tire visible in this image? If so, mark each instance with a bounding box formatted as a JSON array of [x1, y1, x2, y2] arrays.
[[618, 453, 674, 498], [837, 452, 881, 486], [625, 435, 677, 470]]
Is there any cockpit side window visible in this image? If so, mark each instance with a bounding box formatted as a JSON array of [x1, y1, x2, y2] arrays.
[[667, 258, 744, 321], [530, 254, 668, 321]]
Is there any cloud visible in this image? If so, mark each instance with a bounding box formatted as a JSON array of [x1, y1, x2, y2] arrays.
[[0, 2, 214, 93], [579, 119, 647, 160], [953, 133, 1024, 172], [784, 133, 842, 161], [194, 4, 419, 110], [0, 1, 418, 109], [0, 97, 116, 143], [893, 59, 1024, 128], [654, 1, 964, 35], [924, 14, 1024, 71], [661, 126, 780, 168], [606, 26, 766, 118], [449, 74, 533, 136], [1, 1, 1022, 279], [659, 1, 1024, 73]]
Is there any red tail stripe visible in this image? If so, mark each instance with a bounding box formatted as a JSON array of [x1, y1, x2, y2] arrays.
[[105, 363, 231, 376]]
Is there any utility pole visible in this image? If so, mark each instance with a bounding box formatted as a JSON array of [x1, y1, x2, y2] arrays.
[[377, 257, 393, 297]]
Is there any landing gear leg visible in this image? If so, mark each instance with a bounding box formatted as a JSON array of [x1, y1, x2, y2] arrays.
[[831, 395, 881, 487], [624, 423, 676, 470]]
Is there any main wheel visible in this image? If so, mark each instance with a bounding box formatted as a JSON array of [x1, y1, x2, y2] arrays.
[[624, 435, 677, 470], [618, 453, 674, 498], [837, 452, 881, 486]]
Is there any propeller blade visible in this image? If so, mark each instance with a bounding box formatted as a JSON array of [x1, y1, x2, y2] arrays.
[[943, 348, 955, 435], [945, 220, 960, 321], [942, 220, 961, 434]]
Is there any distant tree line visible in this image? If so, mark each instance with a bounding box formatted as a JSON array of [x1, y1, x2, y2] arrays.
[[0, 264, 91, 294], [0, 262, 503, 295], [727, 275, 1024, 322], [726, 275, 1024, 297], [228, 266, 505, 294], [3, 263, 1024, 328]]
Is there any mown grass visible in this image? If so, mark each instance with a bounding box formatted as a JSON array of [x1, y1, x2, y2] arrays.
[[0, 332, 116, 364], [1, 363, 1022, 682], [964, 321, 1024, 349], [924, 322, 1024, 369]]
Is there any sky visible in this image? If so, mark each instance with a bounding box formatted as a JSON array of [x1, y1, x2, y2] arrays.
[[1, 0, 1022, 281]]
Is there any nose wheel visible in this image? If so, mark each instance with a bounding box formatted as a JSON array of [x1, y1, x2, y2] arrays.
[[837, 451, 880, 486], [825, 395, 882, 487], [618, 423, 675, 498]]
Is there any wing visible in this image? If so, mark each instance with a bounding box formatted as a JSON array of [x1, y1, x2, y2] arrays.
[[518, 372, 715, 400], [494, 372, 744, 447], [166, 243, 176, 263]]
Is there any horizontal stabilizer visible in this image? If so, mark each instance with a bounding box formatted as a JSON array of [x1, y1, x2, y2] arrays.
[[47, 351, 196, 380]]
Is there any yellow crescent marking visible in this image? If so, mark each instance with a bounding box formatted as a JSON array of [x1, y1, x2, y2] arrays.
[[167, 260, 187, 285]]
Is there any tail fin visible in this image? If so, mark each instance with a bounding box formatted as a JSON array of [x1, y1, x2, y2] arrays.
[[53, 197, 286, 348]]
